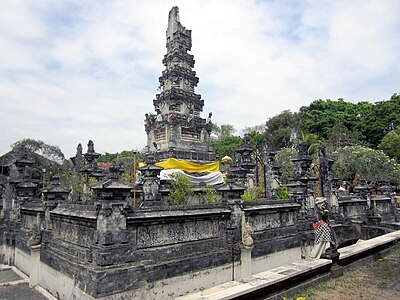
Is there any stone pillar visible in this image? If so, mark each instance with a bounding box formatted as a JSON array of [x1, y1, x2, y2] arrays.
[[226, 199, 244, 281], [139, 154, 163, 207], [240, 246, 253, 279], [239, 214, 253, 280], [5, 232, 15, 265], [29, 245, 41, 288]]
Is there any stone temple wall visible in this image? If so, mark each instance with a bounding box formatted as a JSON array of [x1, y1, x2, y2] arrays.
[[244, 200, 303, 258], [10, 199, 309, 299], [1, 173, 398, 299]]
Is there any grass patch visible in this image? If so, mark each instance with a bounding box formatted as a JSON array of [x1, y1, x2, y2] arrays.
[[285, 248, 400, 300]]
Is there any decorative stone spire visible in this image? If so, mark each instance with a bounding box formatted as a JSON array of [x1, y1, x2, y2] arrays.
[[166, 7, 192, 53], [145, 7, 214, 163]]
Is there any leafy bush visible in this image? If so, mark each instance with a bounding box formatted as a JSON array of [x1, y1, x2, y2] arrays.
[[330, 145, 400, 185], [276, 185, 289, 199], [168, 174, 194, 205], [241, 186, 264, 202], [202, 185, 221, 204]]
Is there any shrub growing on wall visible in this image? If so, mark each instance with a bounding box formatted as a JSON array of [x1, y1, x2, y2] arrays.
[[202, 185, 221, 204], [276, 185, 289, 200], [168, 174, 194, 205], [240, 186, 265, 202]]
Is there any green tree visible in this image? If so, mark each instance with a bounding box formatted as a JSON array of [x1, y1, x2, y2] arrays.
[[270, 128, 293, 150], [97, 150, 143, 183], [265, 110, 300, 151], [364, 93, 400, 148], [300, 95, 400, 149], [220, 124, 236, 138], [302, 133, 321, 157], [9, 139, 66, 181], [330, 145, 400, 185], [274, 147, 298, 184], [212, 135, 242, 160], [325, 123, 361, 148], [300, 99, 361, 141], [98, 152, 119, 162], [377, 130, 400, 162], [247, 131, 265, 154], [12, 138, 65, 164], [98, 150, 142, 163]]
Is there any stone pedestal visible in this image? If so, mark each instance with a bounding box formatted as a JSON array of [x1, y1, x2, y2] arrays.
[[29, 244, 41, 288], [240, 245, 253, 279]]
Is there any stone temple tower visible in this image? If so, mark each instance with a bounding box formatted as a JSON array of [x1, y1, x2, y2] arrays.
[[145, 7, 214, 163]]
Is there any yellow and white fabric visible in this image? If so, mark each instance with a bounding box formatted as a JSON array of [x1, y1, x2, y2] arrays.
[[155, 158, 220, 173], [160, 169, 224, 185]]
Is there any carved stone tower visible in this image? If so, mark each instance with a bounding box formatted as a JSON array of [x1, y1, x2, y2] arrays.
[[145, 7, 214, 162]]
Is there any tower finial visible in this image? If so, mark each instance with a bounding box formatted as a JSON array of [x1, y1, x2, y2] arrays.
[[167, 6, 180, 40]]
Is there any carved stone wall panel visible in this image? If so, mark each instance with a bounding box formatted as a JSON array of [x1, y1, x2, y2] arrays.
[[136, 219, 223, 248], [338, 200, 367, 218], [249, 211, 296, 232], [374, 198, 392, 215], [51, 216, 96, 248], [21, 212, 41, 230]]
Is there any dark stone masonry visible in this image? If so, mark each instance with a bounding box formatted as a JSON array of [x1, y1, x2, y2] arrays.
[[0, 6, 399, 300]]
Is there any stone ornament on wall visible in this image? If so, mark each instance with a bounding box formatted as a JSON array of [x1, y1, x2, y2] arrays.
[[241, 215, 253, 248]]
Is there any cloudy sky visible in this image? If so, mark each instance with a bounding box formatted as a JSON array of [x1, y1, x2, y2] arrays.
[[1, 0, 399, 158]]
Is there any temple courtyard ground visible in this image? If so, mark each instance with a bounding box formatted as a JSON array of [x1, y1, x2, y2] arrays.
[[291, 248, 400, 300], [0, 267, 51, 300]]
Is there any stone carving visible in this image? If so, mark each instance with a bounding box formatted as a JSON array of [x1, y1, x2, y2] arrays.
[[339, 133, 352, 147], [27, 213, 42, 246], [74, 144, 83, 172], [87, 140, 95, 153], [338, 181, 348, 197], [207, 112, 212, 124], [315, 197, 329, 215], [241, 216, 253, 248]]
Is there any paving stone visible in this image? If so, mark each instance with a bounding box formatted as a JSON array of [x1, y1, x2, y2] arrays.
[[0, 283, 47, 300], [0, 270, 22, 284]]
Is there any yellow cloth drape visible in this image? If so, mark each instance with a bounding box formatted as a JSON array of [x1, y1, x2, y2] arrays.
[[155, 158, 220, 173]]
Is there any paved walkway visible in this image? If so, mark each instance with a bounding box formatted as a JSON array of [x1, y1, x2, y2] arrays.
[[0, 266, 49, 300]]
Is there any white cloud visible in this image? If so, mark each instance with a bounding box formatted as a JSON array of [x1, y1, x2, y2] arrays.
[[0, 0, 399, 157]]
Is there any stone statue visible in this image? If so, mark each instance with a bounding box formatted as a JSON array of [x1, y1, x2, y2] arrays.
[[241, 216, 253, 248], [207, 112, 212, 124], [87, 140, 95, 153], [338, 181, 348, 197], [315, 197, 328, 215], [318, 143, 326, 159], [74, 143, 83, 173]]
